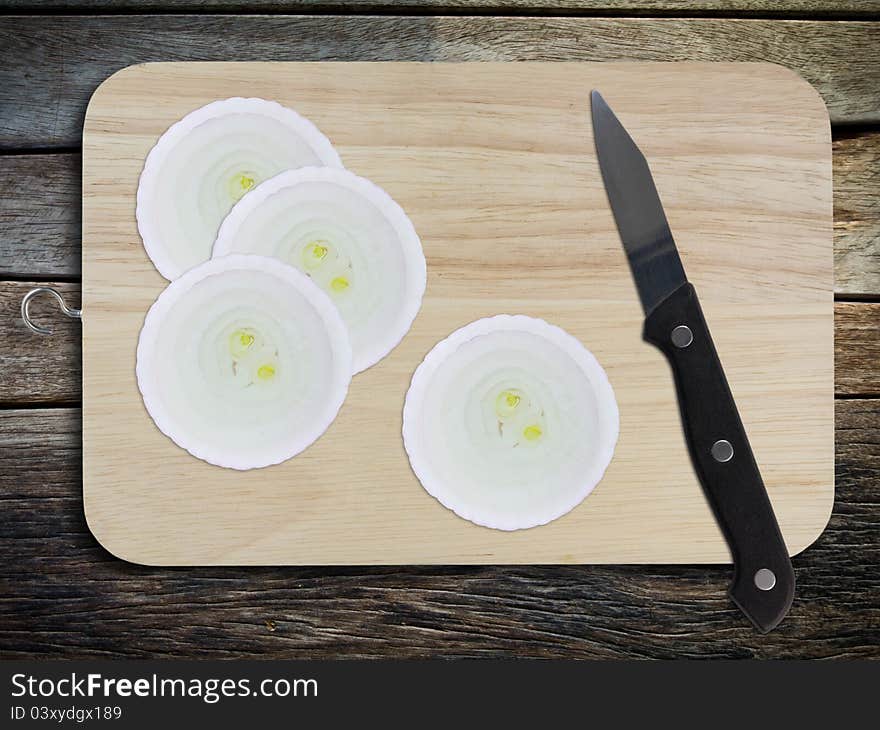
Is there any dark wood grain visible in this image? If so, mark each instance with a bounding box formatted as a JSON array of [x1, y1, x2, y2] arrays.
[[0, 399, 874, 658], [0, 15, 878, 151], [2, 130, 878, 285], [0, 281, 80, 406], [0, 154, 80, 279], [1, 1, 878, 16], [836, 303, 880, 397], [834, 133, 880, 297]]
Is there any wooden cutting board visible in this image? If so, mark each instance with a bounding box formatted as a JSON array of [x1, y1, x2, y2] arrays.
[[81, 62, 833, 566]]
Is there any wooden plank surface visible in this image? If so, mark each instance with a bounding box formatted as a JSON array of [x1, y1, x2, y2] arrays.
[[5, 287, 875, 405], [0, 399, 876, 658], [833, 133, 880, 296], [2, 1, 878, 15], [835, 304, 880, 397], [4, 131, 877, 290], [0, 281, 80, 405], [79, 61, 833, 565], [0, 15, 878, 151], [0, 154, 80, 279], [0, 9, 876, 656]]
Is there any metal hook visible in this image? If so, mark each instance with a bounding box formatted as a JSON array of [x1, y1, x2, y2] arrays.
[[21, 287, 82, 335]]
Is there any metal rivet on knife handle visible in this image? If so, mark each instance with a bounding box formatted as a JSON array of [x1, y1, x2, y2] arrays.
[[671, 324, 693, 348], [711, 439, 734, 463], [754, 568, 777, 591]]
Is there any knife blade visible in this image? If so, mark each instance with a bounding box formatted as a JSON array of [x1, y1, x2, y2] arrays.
[[590, 90, 795, 633]]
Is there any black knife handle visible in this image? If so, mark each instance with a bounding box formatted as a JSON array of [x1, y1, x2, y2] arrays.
[[643, 282, 794, 632]]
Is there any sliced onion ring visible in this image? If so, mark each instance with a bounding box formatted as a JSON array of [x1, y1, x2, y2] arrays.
[[403, 315, 619, 530], [136, 254, 352, 470], [137, 97, 342, 280], [213, 166, 426, 374]]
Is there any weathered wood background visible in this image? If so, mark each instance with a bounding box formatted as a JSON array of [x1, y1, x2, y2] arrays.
[[0, 3, 878, 658]]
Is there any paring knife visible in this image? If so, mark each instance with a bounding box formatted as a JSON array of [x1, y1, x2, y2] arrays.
[[590, 90, 795, 633]]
